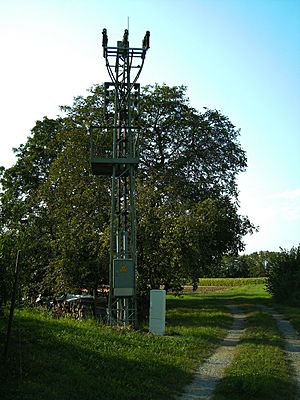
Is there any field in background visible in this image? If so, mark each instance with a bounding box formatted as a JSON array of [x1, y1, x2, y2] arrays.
[[199, 277, 266, 286]]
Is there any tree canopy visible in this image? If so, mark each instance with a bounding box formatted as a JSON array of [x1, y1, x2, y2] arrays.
[[0, 84, 255, 301]]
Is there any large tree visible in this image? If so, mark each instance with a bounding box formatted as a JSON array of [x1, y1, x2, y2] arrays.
[[0, 117, 62, 300], [137, 84, 254, 290], [0, 84, 255, 300]]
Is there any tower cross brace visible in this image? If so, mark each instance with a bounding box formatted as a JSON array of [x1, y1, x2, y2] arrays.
[[90, 28, 150, 326]]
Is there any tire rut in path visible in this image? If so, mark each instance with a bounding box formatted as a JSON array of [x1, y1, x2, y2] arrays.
[[177, 305, 246, 400]]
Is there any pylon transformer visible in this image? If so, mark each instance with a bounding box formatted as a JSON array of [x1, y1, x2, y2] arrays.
[[90, 28, 150, 326]]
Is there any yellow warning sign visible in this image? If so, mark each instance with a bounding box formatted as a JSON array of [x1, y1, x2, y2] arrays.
[[120, 264, 127, 273]]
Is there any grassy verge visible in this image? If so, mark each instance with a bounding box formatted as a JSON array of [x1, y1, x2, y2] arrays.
[[1, 283, 298, 400], [191, 283, 270, 304], [0, 301, 231, 400], [212, 306, 298, 400]]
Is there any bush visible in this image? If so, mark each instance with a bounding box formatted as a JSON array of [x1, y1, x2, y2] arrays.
[[266, 246, 300, 305]]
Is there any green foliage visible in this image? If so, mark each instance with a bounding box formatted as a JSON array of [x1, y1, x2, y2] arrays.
[[0, 233, 16, 305], [137, 84, 255, 291], [209, 255, 251, 278], [266, 246, 300, 305], [209, 251, 279, 278], [0, 117, 63, 302], [0, 83, 255, 299]]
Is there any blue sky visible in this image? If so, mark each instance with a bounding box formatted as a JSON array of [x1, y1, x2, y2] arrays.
[[0, 0, 299, 253]]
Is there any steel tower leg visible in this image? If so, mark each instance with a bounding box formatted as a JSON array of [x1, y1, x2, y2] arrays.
[[91, 28, 150, 327]]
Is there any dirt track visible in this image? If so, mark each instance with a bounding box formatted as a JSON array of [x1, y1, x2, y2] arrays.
[[178, 305, 300, 400]]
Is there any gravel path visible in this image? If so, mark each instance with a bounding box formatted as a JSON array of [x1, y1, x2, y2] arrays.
[[177, 305, 246, 400], [177, 304, 300, 400], [258, 304, 300, 393]]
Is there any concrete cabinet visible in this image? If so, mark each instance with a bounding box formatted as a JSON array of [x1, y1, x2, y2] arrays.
[[149, 289, 166, 336]]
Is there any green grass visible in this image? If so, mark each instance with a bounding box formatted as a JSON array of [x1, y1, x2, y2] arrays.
[[1, 283, 298, 400], [190, 283, 271, 304], [0, 302, 231, 400], [178, 285, 298, 400], [212, 307, 298, 400]]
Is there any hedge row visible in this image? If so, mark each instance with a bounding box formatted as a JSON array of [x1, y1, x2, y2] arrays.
[[266, 246, 300, 306]]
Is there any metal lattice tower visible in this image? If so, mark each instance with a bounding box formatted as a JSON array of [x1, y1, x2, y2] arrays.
[[90, 28, 150, 327]]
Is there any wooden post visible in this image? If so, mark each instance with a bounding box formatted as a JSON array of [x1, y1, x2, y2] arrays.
[[4, 250, 21, 364]]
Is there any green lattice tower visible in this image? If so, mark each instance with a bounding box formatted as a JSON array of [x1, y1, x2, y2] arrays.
[[90, 28, 150, 326]]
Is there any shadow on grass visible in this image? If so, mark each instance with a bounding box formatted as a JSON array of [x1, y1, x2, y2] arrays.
[[213, 372, 298, 400], [239, 335, 283, 348], [0, 313, 191, 400], [271, 304, 300, 335]]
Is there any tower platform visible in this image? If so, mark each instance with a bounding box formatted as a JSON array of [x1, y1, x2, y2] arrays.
[[91, 157, 139, 176]]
